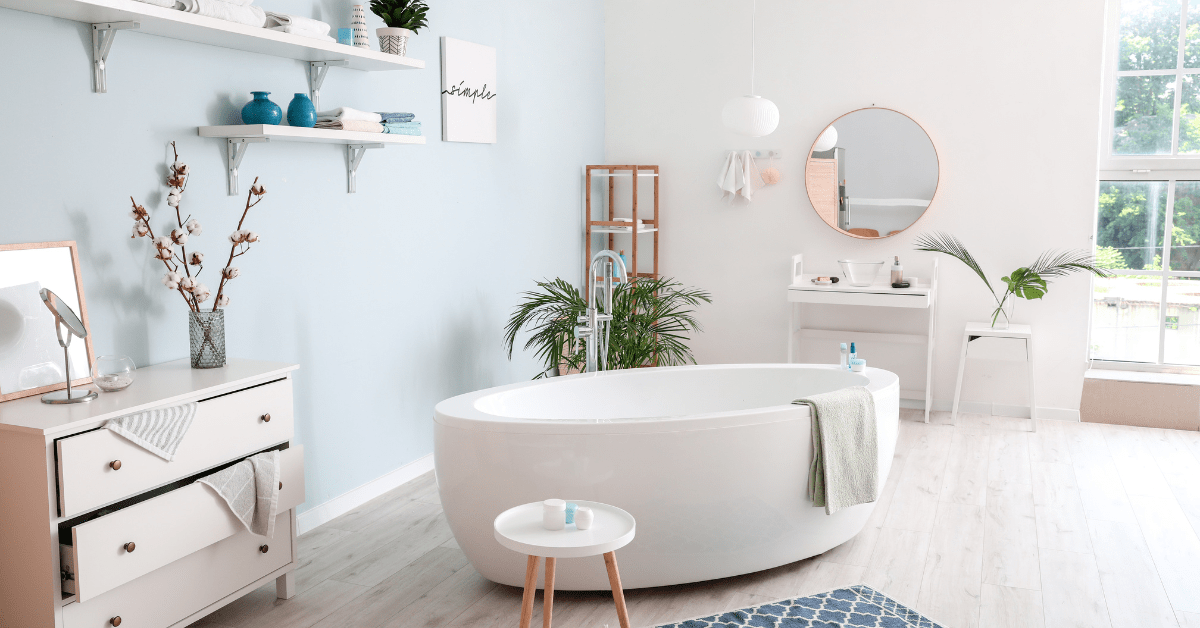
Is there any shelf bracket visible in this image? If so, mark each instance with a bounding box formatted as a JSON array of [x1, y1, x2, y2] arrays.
[[92, 21, 139, 93], [308, 60, 349, 111], [225, 137, 269, 195], [346, 143, 384, 193]]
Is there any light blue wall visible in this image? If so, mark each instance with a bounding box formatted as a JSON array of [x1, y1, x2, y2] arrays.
[[0, 0, 604, 513]]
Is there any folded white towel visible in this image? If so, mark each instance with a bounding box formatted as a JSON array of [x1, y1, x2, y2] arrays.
[[315, 107, 382, 123], [264, 12, 331, 36], [197, 451, 280, 537], [268, 26, 335, 41], [132, 0, 178, 8], [315, 119, 384, 133], [103, 403, 198, 462], [175, 0, 266, 28]]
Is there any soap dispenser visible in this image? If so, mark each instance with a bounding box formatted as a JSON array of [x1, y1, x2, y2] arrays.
[[891, 256, 903, 284]]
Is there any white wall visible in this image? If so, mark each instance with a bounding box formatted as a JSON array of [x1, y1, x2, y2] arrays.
[[0, 0, 604, 515], [604, 0, 1107, 417]]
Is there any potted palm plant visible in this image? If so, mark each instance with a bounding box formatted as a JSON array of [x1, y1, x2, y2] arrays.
[[369, 0, 428, 56], [503, 277, 712, 378]]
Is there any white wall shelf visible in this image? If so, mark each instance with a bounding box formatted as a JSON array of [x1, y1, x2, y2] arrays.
[[198, 124, 425, 194], [0, 0, 424, 95]]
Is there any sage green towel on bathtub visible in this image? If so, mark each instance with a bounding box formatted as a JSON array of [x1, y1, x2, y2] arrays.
[[792, 386, 878, 515]]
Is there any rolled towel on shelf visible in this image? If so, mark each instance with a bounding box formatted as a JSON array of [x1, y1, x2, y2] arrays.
[[377, 112, 416, 123], [176, 0, 266, 27], [315, 107, 383, 123], [315, 119, 384, 133], [263, 12, 332, 36], [132, 0, 178, 8], [268, 26, 335, 41]]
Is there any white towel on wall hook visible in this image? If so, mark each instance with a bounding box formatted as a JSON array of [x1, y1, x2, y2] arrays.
[[717, 150, 764, 202]]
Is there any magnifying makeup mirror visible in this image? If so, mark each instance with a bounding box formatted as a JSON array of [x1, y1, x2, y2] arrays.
[[38, 288, 96, 404]]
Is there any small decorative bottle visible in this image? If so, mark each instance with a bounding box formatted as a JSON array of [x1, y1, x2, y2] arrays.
[[350, 5, 370, 49], [542, 499, 566, 531], [287, 93, 316, 128]]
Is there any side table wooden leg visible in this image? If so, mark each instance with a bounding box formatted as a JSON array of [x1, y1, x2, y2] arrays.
[[543, 557, 556, 628], [520, 555, 540, 628], [603, 551, 632, 628]]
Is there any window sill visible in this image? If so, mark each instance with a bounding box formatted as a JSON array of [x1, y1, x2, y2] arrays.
[[1085, 368, 1200, 387]]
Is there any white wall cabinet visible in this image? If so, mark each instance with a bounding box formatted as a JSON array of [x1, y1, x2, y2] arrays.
[[0, 358, 303, 628]]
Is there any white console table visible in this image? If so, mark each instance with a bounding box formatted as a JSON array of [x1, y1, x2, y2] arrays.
[[787, 254, 939, 423]]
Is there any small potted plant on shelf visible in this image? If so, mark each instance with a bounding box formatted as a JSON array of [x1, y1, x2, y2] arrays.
[[369, 0, 428, 56]]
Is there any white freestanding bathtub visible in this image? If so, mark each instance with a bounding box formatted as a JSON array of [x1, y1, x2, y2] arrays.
[[433, 364, 899, 591]]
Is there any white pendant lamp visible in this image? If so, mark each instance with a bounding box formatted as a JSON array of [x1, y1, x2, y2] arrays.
[[813, 126, 838, 152], [722, 0, 779, 137]]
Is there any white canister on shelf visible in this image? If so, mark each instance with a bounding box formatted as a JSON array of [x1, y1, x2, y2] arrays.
[[574, 506, 594, 530], [350, 5, 370, 49], [542, 499, 566, 530]]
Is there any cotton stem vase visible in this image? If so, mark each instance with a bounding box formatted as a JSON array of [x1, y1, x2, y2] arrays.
[[189, 310, 226, 369]]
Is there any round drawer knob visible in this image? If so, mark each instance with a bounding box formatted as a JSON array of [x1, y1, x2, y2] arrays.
[[124, 542, 136, 553], [110, 460, 122, 471], [259, 544, 269, 554], [110, 617, 122, 627], [279, 481, 283, 490], [261, 413, 271, 423]]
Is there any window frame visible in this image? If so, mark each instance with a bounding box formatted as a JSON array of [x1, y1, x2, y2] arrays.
[[1095, 0, 1200, 372]]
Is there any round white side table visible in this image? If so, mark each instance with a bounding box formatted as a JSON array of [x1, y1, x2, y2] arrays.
[[494, 500, 636, 628]]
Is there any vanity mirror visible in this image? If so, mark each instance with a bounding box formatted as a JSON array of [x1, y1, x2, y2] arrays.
[[805, 108, 939, 239], [0, 242, 94, 402]]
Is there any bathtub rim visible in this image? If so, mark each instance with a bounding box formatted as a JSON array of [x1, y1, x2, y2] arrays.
[[434, 363, 899, 435]]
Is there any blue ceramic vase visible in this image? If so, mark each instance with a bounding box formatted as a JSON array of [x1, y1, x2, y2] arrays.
[[241, 92, 282, 125], [287, 93, 316, 128]]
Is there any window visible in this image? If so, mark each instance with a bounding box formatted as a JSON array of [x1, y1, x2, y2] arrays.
[[1097, 0, 1200, 369]]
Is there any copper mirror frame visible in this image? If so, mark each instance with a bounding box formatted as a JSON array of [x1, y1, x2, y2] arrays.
[[804, 107, 940, 239]]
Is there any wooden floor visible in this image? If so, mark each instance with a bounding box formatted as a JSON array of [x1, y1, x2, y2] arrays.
[[188, 410, 1200, 628]]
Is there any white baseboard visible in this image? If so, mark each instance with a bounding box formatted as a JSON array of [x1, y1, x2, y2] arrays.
[[899, 398, 1080, 422], [296, 453, 434, 535]]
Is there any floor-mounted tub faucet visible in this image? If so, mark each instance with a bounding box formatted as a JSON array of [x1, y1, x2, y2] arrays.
[[575, 250, 628, 373]]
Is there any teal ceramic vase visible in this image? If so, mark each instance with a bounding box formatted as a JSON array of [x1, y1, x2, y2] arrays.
[[287, 93, 316, 128], [241, 92, 282, 125]]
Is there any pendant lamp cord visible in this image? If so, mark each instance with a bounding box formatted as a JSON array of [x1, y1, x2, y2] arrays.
[[751, 0, 756, 95]]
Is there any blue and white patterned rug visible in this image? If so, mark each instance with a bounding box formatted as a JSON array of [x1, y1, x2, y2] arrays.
[[656, 585, 945, 628]]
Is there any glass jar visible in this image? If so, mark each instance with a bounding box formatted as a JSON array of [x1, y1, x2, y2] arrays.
[[92, 355, 136, 392], [189, 310, 226, 369]]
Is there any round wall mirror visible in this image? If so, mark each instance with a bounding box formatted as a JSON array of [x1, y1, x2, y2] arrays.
[[804, 108, 939, 239]]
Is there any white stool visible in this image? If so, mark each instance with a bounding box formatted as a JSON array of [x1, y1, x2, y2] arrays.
[[951, 322, 1037, 432], [494, 501, 636, 628]]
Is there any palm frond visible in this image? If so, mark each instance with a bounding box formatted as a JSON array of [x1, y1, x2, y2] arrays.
[[913, 232, 996, 299], [1026, 249, 1113, 278]]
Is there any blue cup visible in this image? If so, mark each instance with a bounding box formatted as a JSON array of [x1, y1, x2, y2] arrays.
[[337, 28, 353, 45]]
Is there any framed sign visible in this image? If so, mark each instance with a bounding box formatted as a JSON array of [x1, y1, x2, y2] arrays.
[[440, 37, 497, 144]]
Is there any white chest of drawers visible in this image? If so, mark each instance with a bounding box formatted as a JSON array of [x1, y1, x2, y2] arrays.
[[0, 358, 304, 628]]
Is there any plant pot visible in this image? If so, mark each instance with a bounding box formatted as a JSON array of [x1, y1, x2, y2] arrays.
[[377, 27, 411, 56], [240, 92, 282, 125], [189, 310, 226, 369]]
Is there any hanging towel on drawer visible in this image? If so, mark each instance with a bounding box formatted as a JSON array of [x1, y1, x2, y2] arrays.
[[792, 386, 878, 515], [196, 451, 280, 537], [103, 402, 198, 462]]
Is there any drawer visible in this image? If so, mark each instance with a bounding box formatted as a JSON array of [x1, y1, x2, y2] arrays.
[[57, 379, 294, 517], [62, 510, 293, 628], [63, 446, 305, 602], [966, 336, 1029, 361]]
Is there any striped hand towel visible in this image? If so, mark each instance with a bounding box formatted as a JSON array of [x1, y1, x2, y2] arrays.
[[103, 403, 198, 462], [197, 451, 280, 537]]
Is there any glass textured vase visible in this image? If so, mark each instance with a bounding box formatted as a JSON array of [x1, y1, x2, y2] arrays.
[[189, 310, 226, 369]]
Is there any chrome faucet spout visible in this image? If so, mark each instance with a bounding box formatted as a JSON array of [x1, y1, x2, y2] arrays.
[[575, 250, 628, 373]]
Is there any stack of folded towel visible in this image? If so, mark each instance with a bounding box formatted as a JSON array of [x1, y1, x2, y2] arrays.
[[264, 12, 333, 41], [175, 0, 266, 28], [379, 112, 421, 136], [314, 108, 422, 136]]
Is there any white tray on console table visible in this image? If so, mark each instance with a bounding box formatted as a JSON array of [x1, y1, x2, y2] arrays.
[[786, 254, 939, 423]]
